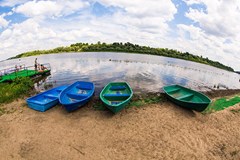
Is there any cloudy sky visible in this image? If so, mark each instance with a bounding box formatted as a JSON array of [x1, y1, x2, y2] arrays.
[[0, 0, 239, 70]]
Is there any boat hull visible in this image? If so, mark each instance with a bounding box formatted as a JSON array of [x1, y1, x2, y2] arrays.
[[163, 85, 211, 112], [27, 100, 59, 112], [100, 82, 133, 113], [59, 81, 95, 112], [26, 85, 68, 112]]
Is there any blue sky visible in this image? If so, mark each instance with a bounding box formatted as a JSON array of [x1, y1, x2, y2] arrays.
[[0, 0, 239, 70]]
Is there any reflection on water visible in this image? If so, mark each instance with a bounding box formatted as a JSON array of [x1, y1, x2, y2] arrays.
[[1, 52, 240, 94]]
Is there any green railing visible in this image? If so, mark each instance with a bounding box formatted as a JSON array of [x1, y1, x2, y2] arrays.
[[0, 63, 51, 82]]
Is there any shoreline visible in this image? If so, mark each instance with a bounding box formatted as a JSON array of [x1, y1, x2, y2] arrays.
[[1, 88, 240, 116], [204, 89, 240, 99], [10, 42, 234, 72]]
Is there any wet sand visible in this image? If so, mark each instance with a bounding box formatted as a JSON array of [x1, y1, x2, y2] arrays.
[[0, 96, 240, 160]]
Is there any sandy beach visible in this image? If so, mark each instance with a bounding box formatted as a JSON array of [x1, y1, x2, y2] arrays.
[[0, 97, 240, 160]]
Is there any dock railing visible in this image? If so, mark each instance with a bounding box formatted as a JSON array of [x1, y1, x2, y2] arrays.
[[0, 64, 25, 76], [0, 63, 51, 81]]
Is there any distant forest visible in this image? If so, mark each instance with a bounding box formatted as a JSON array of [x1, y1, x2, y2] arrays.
[[11, 42, 234, 72]]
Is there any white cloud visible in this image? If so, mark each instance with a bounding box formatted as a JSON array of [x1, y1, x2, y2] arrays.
[[184, 0, 240, 39], [0, 0, 178, 60], [97, 0, 177, 27], [97, 0, 176, 18], [0, 13, 10, 28], [14, 1, 63, 18], [14, 0, 89, 18], [88, 0, 178, 39], [0, 0, 29, 7], [178, 0, 240, 70], [183, 0, 203, 5], [0, 0, 240, 71], [176, 24, 240, 70], [0, 18, 57, 59]]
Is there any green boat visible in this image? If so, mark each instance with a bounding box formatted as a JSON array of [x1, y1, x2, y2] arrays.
[[163, 85, 211, 112], [0, 63, 51, 83], [100, 82, 133, 113]]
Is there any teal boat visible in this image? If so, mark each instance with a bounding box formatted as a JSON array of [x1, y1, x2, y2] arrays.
[[100, 82, 133, 113], [163, 85, 211, 112]]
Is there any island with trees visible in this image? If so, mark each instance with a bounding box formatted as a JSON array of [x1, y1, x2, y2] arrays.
[[10, 42, 234, 72]]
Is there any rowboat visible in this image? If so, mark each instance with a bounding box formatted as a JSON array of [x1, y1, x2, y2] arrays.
[[100, 82, 133, 113], [163, 85, 211, 112], [59, 81, 94, 112], [26, 85, 68, 112]]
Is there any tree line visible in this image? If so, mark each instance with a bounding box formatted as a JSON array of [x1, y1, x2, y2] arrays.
[[10, 42, 234, 72]]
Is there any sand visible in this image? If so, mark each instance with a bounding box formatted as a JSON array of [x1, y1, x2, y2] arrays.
[[0, 99, 240, 160]]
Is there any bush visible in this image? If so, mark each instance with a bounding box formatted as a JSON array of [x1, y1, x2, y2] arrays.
[[0, 77, 34, 104]]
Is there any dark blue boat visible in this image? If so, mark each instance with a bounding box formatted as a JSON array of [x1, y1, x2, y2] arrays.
[[26, 85, 68, 112], [59, 81, 95, 112]]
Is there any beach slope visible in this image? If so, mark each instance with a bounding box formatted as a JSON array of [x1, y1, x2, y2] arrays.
[[0, 100, 240, 160]]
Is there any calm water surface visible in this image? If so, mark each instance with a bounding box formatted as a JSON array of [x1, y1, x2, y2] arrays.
[[1, 52, 240, 94]]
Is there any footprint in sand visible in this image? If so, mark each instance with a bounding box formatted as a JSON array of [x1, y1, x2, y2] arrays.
[[19, 141, 35, 158]]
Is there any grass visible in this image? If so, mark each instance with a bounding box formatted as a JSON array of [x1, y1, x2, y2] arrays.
[[204, 95, 240, 113], [127, 94, 165, 108], [88, 93, 240, 113], [92, 93, 165, 111], [93, 100, 107, 111], [0, 77, 34, 104]]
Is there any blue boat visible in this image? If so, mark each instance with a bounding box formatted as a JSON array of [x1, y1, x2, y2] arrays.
[[59, 81, 95, 112], [26, 85, 68, 112]]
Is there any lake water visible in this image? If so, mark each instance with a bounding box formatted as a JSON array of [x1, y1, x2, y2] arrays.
[[1, 52, 240, 94]]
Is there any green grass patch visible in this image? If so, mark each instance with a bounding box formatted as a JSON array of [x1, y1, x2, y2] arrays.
[[92, 93, 165, 111], [128, 94, 165, 108], [0, 77, 34, 104], [204, 96, 240, 113], [93, 100, 107, 111]]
